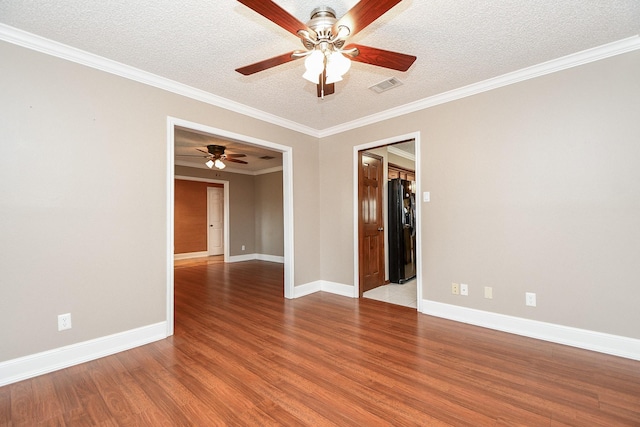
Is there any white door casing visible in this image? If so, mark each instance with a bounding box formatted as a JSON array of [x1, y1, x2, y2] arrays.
[[207, 187, 224, 255]]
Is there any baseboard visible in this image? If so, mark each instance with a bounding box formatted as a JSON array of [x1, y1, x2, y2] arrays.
[[0, 322, 167, 386], [320, 280, 357, 297], [174, 251, 208, 260], [228, 253, 285, 263], [228, 253, 256, 263], [421, 300, 640, 361], [256, 254, 285, 264], [294, 280, 356, 298], [293, 281, 322, 298]]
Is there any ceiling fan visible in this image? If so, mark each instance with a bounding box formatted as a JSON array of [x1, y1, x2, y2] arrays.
[[178, 145, 248, 170], [235, 0, 417, 98]]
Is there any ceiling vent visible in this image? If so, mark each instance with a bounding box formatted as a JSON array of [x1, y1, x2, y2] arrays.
[[369, 77, 403, 94], [259, 155, 276, 160]]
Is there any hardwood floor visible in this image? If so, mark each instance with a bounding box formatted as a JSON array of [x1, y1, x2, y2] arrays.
[[2, 260, 640, 425]]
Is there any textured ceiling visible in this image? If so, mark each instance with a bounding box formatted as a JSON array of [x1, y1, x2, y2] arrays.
[[174, 127, 283, 173], [1, 1, 639, 132]]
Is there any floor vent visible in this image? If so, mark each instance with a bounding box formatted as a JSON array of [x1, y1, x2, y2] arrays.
[[369, 77, 403, 93]]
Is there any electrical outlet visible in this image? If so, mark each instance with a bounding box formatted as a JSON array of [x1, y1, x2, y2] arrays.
[[526, 292, 537, 307], [58, 313, 72, 331], [460, 283, 468, 296], [484, 286, 493, 299], [241, 245, 245, 251], [451, 282, 460, 295]]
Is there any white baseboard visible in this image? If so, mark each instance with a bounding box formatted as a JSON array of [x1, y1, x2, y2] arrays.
[[422, 300, 640, 361], [174, 251, 208, 260], [0, 322, 167, 387], [256, 254, 285, 264], [228, 253, 257, 263], [320, 280, 357, 297], [294, 280, 356, 298], [228, 253, 285, 263], [293, 280, 322, 298]]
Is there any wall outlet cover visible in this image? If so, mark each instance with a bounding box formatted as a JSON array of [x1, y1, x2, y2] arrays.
[[451, 282, 460, 295], [526, 292, 537, 307], [58, 313, 72, 331]]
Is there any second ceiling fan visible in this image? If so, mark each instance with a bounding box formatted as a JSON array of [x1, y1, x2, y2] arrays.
[[235, 0, 416, 98]]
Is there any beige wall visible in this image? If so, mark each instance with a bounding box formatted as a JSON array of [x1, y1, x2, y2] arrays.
[[0, 41, 319, 362], [319, 50, 640, 339], [255, 171, 285, 257]]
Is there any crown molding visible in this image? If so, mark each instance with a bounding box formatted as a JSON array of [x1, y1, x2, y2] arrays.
[[387, 146, 415, 162], [2, 23, 638, 141], [318, 35, 640, 138], [0, 23, 320, 138]]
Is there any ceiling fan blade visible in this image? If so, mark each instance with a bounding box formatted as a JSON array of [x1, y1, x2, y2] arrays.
[[237, 0, 310, 36], [333, 0, 401, 38], [225, 153, 247, 158], [236, 51, 301, 75], [346, 44, 416, 72], [196, 148, 213, 155], [177, 154, 209, 157], [226, 158, 249, 164]]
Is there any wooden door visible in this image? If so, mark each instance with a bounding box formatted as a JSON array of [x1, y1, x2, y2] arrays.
[[358, 151, 385, 296], [207, 187, 224, 255]]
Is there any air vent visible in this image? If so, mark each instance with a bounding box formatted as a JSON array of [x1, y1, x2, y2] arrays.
[[259, 155, 275, 160], [369, 77, 403, 94]]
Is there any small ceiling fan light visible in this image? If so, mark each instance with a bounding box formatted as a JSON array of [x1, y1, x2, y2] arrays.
[[303, 69, 321, 83], [205, 159, 214, 168], [327, 51, 351, 76], [214, 159, 226, 169], [304, 50, 324, 73], [325, 73, 342, 84]]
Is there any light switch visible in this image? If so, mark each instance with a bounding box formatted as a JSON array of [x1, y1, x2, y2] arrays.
[[423, 191, 430, 202]]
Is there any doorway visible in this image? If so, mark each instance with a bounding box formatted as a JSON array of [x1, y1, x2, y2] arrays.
[[354, 133, 422, 311], [166, 117, 295, 337], [207, 187, 224, 256]]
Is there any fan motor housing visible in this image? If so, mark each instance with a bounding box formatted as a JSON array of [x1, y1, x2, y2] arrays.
[[308, 6, 337, 39]]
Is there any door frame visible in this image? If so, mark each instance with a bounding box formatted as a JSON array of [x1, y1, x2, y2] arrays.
[[352, 132, 423, 311], [166, 117, 295, 337], [206, 186, 225, 257]]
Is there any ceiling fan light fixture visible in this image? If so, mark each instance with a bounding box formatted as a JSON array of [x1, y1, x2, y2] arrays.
[[303, 50, 324, 76], [326, 51, 351, 83], [214, 159, 226, 169], [325, 73, 342, 84], [205, 159, 214, 168], [303, 69, 321, 84]]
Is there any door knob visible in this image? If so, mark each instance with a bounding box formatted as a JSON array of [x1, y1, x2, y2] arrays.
[[378, 227, 384, 231]]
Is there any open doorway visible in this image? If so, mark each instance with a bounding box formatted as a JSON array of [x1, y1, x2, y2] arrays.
[[166, 117, 295, 336], [354, 133, 422, 310]]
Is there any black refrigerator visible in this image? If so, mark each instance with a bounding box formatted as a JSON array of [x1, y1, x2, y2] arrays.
[[388, 178, 416, 283]]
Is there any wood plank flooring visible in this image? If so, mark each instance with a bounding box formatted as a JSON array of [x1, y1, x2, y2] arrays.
[[2, 259, 640, 425]]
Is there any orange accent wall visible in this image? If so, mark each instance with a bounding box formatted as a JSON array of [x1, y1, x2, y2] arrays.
[[174, 180, 223, 254]]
